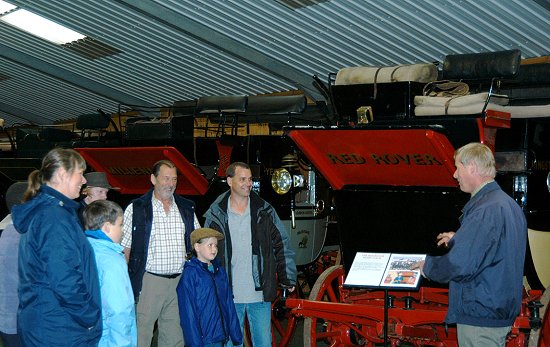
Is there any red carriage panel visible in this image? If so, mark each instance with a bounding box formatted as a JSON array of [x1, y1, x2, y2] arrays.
[[289, 129, 458, 190], [76, 147, 208, 195]]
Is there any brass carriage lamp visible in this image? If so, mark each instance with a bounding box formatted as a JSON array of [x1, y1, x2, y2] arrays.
[[356, 105, 373, 124], [271, 168, 305, 195], [271, 154, 305, 195], [271, 154, 306, 229]]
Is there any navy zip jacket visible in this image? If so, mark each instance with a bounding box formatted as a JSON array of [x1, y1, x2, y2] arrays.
[[423, 181, 527, 327], [177, 257, 242, 347], [12, 185, 102, 346], [204, 190, 296, 302]]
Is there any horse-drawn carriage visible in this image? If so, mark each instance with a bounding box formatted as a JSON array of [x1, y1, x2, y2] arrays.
[[0, 49, 549, 346], [271, 49, 550, 346]]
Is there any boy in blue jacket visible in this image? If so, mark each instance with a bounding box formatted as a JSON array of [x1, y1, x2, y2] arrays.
[[177, 228, 243, 347], [83, 200, 137, 347]]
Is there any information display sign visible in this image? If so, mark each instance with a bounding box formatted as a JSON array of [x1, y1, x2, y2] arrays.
[[344, 252, 426, 289]]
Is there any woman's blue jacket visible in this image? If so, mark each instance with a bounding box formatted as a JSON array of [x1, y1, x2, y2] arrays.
[[12, 185, 102, 346]]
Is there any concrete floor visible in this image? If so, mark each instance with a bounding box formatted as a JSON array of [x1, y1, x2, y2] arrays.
[[0, 305, 307, 347], [274, 317, 305, 347], [0, 325, 306, 347]]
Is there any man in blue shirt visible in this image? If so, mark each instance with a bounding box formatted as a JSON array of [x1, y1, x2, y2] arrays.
[[416, 142, 527, 347]]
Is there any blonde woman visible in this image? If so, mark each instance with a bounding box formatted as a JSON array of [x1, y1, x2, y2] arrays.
[[12, 148, 102, 347]]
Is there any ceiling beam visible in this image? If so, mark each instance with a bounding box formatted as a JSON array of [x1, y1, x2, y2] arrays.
[[0, 43, 156, 108], [0, 102, 51, 125], [533, 0, 550, 11], [116, 0, 322, 101]]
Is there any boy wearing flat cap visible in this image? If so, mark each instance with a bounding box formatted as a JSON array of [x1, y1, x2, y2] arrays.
[[176, 228, 242, 347]]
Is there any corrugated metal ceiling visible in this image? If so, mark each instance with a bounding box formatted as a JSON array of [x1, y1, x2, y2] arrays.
[[0, 0, 549, 126]]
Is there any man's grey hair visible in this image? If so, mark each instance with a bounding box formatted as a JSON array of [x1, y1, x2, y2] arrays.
[[454, 142, 496, 178]]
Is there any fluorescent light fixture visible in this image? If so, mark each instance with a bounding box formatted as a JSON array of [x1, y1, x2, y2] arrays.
[[0, 0, 16, 15], [1, 8, 85, 44]]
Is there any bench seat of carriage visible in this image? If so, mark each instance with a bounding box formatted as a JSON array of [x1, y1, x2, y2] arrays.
[[242, 94, 324, 131], [73, 112, 122, 147], [195, 94, 313, 134], [415, 94, 550, 118], [413, 50, 550, 119], [331, 63, 438, 120], [16, 126, 75, 157], [329, 57, 508, 147]]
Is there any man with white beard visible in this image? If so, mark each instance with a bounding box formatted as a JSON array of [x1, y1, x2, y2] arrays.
[[122, 160, 201, 347]]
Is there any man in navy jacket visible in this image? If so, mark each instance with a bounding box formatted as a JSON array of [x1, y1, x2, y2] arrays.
[[204, 162, 296, 347], [122, 160, 200, 347], [417, 142, 527, 347]]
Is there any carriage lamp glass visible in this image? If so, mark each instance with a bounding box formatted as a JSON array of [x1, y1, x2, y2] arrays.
[[271, 168, 305, 195], [293, 174, 304, 188], [272, 168, 292, 195]]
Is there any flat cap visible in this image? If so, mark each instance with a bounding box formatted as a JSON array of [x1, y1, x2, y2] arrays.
[[191, 227, 224, 245], [84, 172, 119, 190]]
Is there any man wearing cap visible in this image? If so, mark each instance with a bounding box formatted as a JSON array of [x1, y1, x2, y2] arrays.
[[203, 162, 296, 347], [121, 160, 201, 347], [79, 172, 119, 207], [78, 172, 119, 225]]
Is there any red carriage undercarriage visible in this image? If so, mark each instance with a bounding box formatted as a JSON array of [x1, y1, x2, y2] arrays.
[[280, 266, 546, 347], [269, 125, 549, 347]]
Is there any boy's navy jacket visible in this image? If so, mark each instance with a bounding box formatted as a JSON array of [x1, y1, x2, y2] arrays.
[[12, 185, 102, 346], [177, 257, 243, 347]]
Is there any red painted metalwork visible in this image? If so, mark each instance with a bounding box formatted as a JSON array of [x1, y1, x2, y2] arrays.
[[478, 110, 511, 151], [75, 147, 208, 195], [284, 265, 540, 347], [215, 139, 233, 177], [485, 109, 512, 128], [271, 289, 299, 347], [288, 129, 458, 190]]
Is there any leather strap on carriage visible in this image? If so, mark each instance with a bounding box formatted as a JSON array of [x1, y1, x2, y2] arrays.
[[423, 80, 469, 97], [390, 65, 402, 82], [444, 95, 462, 115], [373, 67, 382, 100], [423, 80, 470, 115]]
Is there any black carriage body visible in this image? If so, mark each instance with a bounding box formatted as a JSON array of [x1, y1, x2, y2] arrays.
[[330, 81, 425, 122], [335, 188, 466, 276], [287, 51, 550, 290]]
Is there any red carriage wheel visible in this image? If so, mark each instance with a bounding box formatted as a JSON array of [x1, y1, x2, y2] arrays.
[[529, 286, 550, 347], [303, 265, 346, 346], [271, 286, 300, 347]]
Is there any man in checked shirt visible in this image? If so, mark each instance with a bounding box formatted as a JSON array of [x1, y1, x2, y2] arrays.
[[122, 160, 201, 347]]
